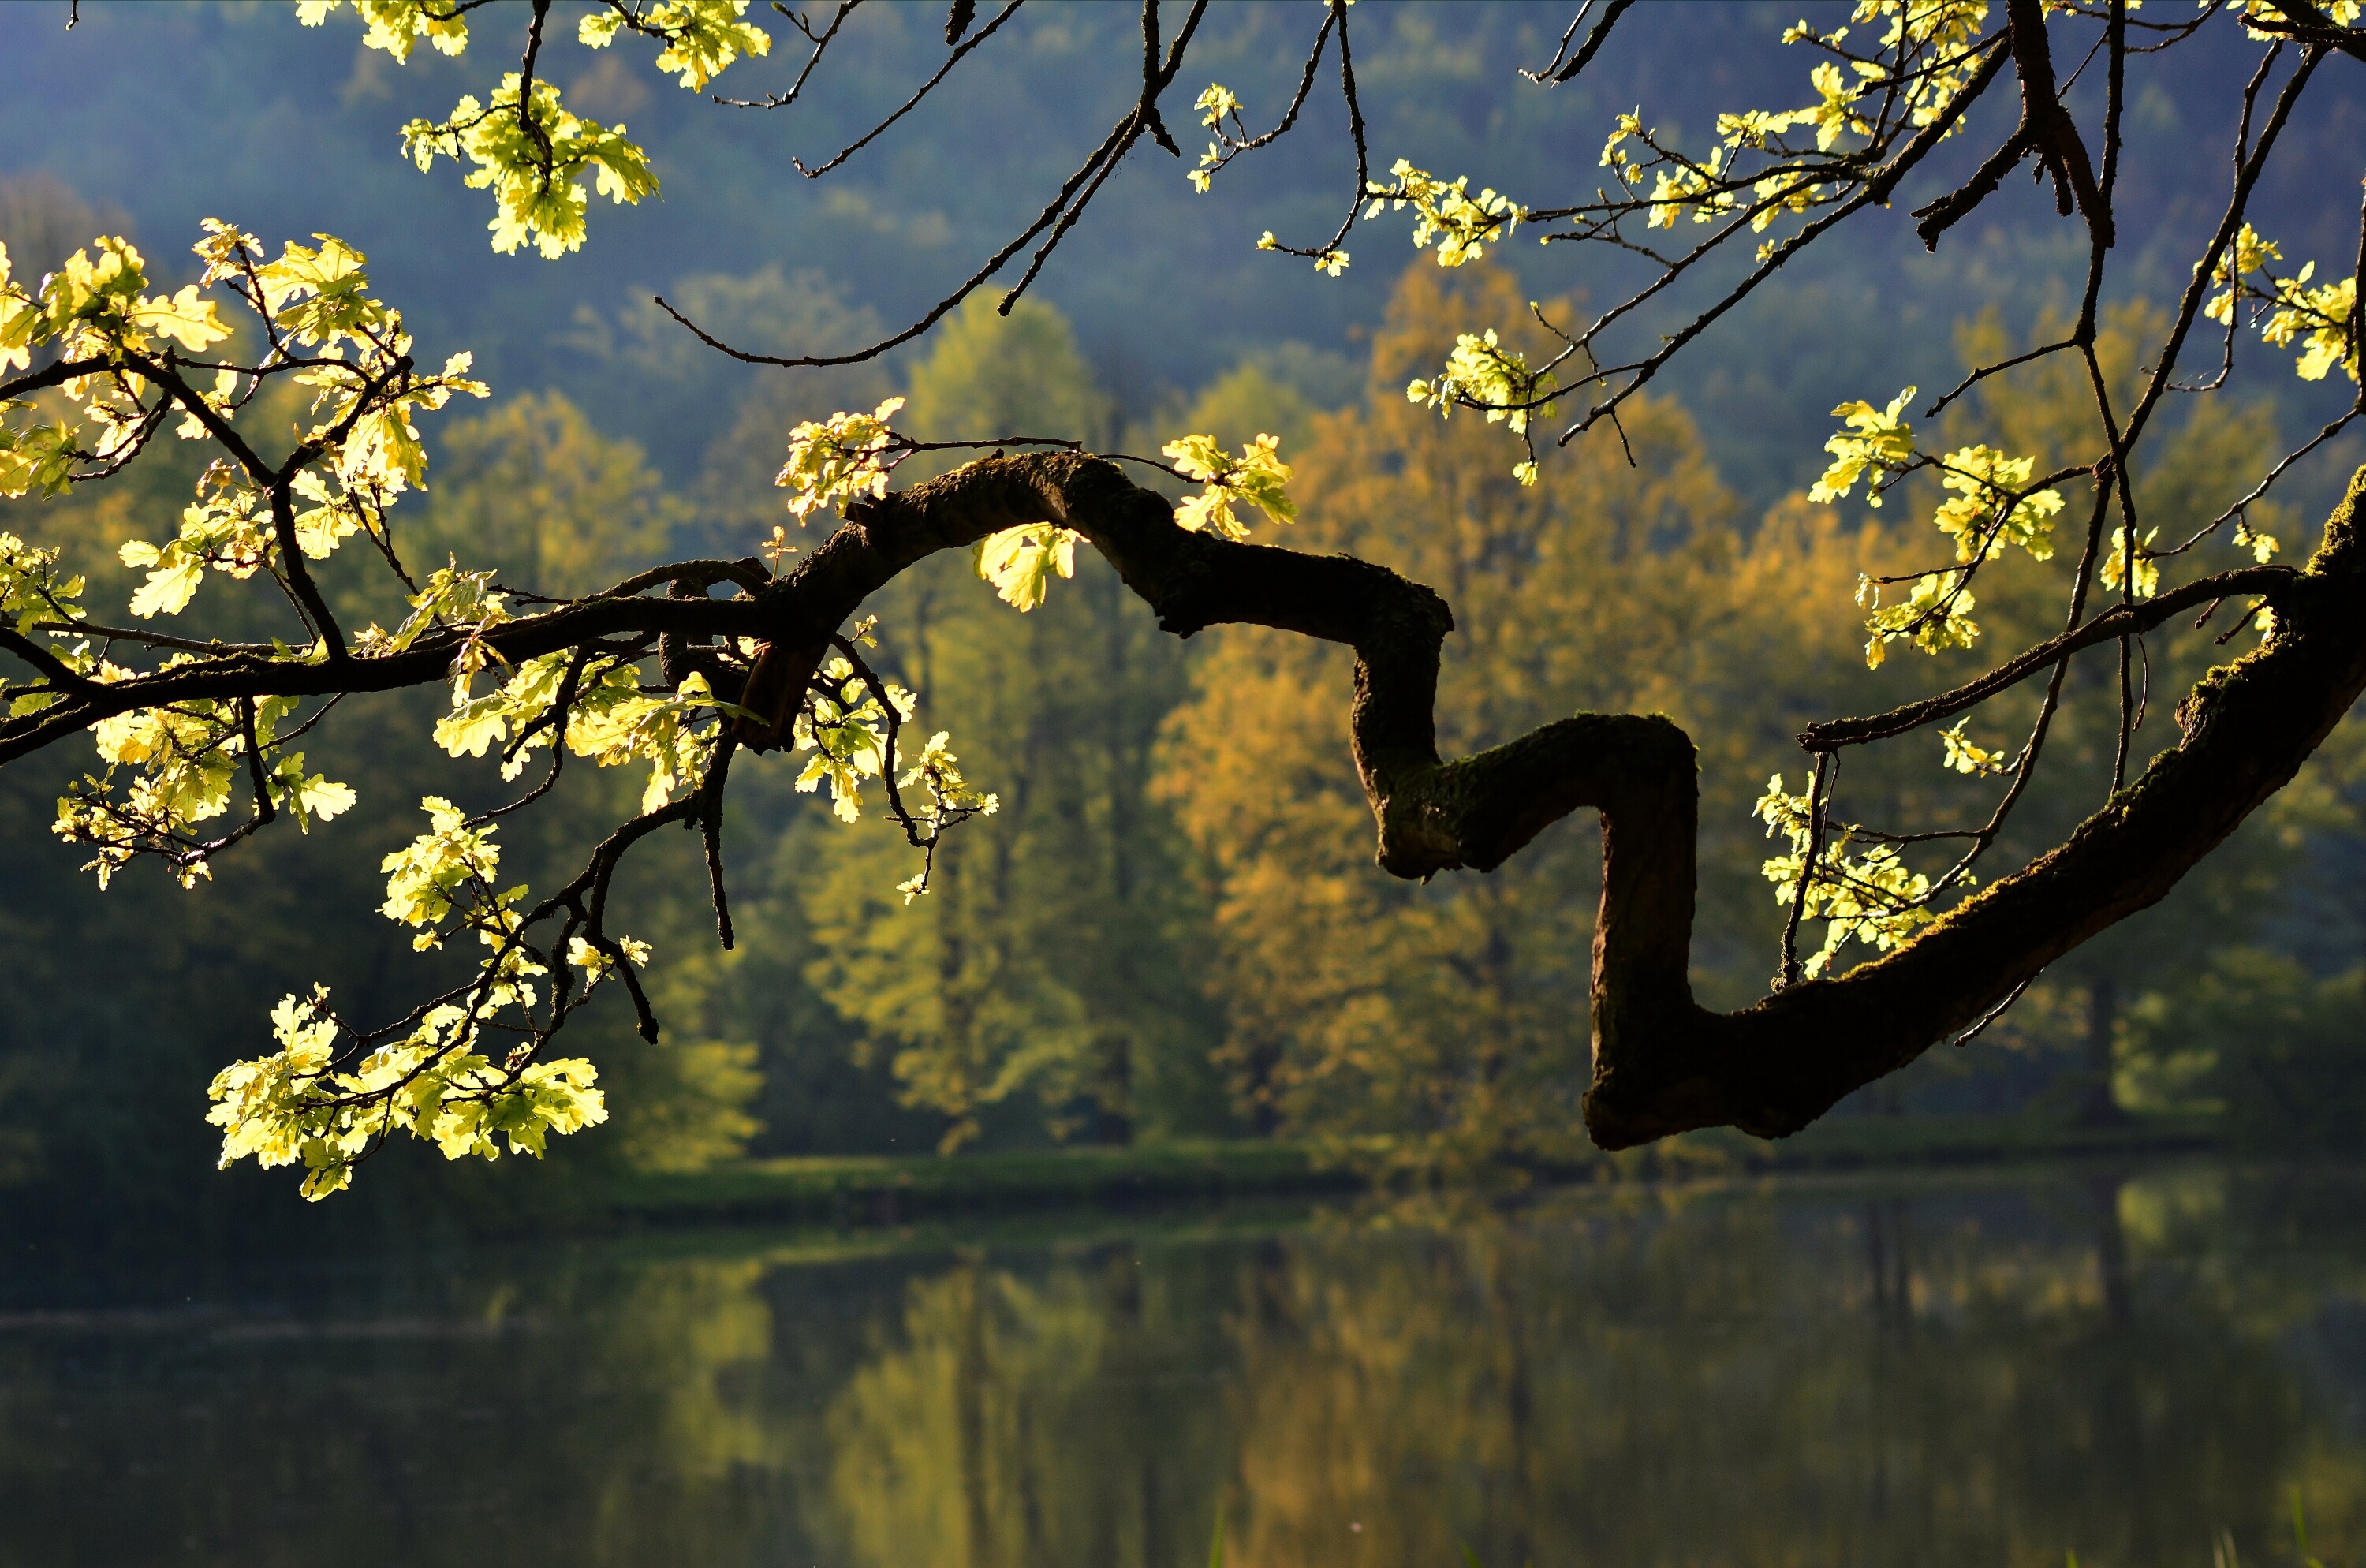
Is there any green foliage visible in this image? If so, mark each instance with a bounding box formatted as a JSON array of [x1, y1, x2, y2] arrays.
[[411, 390, 681, 597], [577, 0, 771, 91], [399, 73, 659, 259], [301, 0, 770, 257], [1756, 773, 1939, 977], [1808, 388, 1918, 507], [777, 396, 905, 525], [0, 530, 85, 711], [973, 522, 1080, 613], [1404, 327, 1555, 484], [3, 222, 487, 897], [13, 0, 2366, 1208], [1857, 301, 2328, 1116], [0, 230, 778, 1196], [296, 0, 472, 62], [1804, 386, 2063, 666], [202, 787, 659, 1198], [1360, 0, 2006, 484], [1161, 431, 1296, 543], [0, 233, 232, 498], [207, 980, 610, 1200], [1361, 159, 1525, 268], [2207, 222, 2361, 385], [2127, 948, 2366, 1144], [792, 293, 1223, 1150]]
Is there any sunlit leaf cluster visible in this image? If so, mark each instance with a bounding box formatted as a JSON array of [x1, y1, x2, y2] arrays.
[[1362, 159, 1525, 267], [793, 653, 913, 822], [2206, 224, 2360, 386], [1405, 330, 1557, 485], [2, 223, 488, 892], [1188, 83, 1247, 194], [789, 644, 997, 898], [775, 396, 905, 523], [2238, 0, 2365, 40], [579, 0, 772, 91], [400, 75, 659, 259], [1287, 1, 2002, 488], [889, 729, 998, 903], [1, 237, 230, 498], [200, 788, 674, 1198], [306, 0, 772, 257], [438, 650, 731, 812], [1255, 228, 1349, 278], [1162, 431, 1297, 542], [0, 218, 999, 1198], [0, 530, 89, 714], [974, 522, 1080, 612], [294, 0, 471, 62], [61, 691, 356, 889], [1807, 389, 2062, 666], [1756, 774, 1945, 979]]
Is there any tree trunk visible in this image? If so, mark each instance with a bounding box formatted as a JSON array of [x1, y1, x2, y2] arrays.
[[2079, 975, 2127, 1126]]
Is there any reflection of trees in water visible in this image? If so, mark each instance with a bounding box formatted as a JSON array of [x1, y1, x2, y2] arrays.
[[812, 1242, 1237, 1568], [0, 1252, 796, 1566], [800, 1177, 2364, 1568], [1215, 1180, 2344, 1568], [822, 1260, 1107, 1566], [1, 1171, 2363, 1566]]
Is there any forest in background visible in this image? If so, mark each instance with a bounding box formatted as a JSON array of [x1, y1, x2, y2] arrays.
[[5, 3, 2366, 1239]]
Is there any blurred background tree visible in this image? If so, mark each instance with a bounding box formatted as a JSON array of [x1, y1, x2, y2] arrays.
[[790, 296, 1228, 1152]]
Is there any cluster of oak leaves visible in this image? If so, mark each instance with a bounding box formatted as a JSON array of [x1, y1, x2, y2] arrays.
[[0, 0, 2354, 1194], [0, 224, 1298, 1197]]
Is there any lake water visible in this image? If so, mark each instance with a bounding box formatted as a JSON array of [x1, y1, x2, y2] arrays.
[[5, 1159, 2364, 1568]]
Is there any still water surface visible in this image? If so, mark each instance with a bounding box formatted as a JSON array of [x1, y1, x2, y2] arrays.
[[6, 1160, 2365, 1568]]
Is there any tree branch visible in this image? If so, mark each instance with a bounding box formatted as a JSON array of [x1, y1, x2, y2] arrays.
[[759, 454, 2366, 1149], [21, 432, 2365, 1156], [1523, 0, 1637, 86]]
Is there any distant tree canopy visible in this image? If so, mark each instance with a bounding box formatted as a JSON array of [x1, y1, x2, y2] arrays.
[[3, 0, 2365, 1196]]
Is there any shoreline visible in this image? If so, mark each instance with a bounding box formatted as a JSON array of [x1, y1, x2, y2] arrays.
[[580, 1111, 2226, 1232]]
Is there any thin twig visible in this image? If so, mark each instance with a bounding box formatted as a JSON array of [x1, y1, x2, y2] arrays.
[[1522, 0, 1636, 85], [789, 2, 1021, 170]]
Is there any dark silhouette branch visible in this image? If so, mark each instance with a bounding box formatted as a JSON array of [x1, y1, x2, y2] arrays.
[[1523, 0, 1637, 86], [659, 454, 2366, 1148], [1915, 0, 2112, 252], [666, 0, 1204, 364], [786, 1, 1021, 172], [714, 0, 859, 110], [1804, 566, 2292, 749], [13, 440, 2366, 1150]]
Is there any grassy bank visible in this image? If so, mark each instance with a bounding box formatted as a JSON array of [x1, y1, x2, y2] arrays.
[[579, 1112, 2223, 1231]]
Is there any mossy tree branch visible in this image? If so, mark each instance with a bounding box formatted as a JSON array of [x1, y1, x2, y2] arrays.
[[14, 451, 2364, 1149], [740, 453, 2366, 1148]]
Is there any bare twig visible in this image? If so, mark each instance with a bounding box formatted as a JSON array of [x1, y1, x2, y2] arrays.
[[1522, 0, 1636, 85], [786, 2, 1020, 168]]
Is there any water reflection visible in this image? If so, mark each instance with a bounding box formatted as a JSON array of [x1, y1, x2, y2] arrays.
[[4, 1163, 2364, 1567]]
